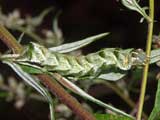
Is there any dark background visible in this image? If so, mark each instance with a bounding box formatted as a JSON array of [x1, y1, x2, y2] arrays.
[[0, 0, 160, 120], [1, 0, 160, 49]]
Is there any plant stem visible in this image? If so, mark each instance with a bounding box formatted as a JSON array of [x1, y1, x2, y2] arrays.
[[38, 74, 96, 120], [136, 1, 154, 120], [0, 24, 23, 53], [0, 24, 96, 120]]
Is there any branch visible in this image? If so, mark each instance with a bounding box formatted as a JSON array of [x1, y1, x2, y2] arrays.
[[0, 24, 96, 120], [136, 0, 154, 120], [0, 24, 23, 53]]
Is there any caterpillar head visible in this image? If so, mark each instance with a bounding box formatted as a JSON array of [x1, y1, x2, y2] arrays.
[[131, 49, 147, 66]]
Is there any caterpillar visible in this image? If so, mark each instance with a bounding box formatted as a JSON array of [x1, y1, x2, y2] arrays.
[[8, 42, 146, 81]]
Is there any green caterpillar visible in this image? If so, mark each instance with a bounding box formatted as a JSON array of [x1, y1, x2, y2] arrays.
[[8, 42, 146, 81]]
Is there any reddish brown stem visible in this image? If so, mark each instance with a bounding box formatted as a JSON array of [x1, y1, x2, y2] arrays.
[[0, 24, 23, 53], [0, 24, 96, 120], [38, 74, 96, 120]]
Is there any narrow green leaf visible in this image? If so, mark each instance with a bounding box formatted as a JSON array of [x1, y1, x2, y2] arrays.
[[49, 32, 109, 53], [121, 0, 150, 22], [149, 79, 160, 120], [20, 64, 44, 74], [150, 49, 160, 64], [3, 61, 55, 120], [98, 72, 126, 81], [95, 114, 133, 120], [52, 73, 134, 119]]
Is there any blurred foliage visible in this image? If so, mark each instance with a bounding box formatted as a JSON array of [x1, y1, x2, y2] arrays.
[[0, 0, 160, 120], [95, 113, 132, 120], [0, 7, 63, 47]]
